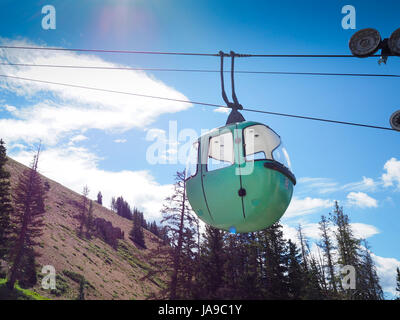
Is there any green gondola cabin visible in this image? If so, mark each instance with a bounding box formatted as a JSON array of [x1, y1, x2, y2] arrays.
[[185, 120, 296, 233]]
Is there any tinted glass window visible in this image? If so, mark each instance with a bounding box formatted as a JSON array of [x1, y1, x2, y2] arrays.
[[185, 142, 199, 178], [207, 131, 234, 171]]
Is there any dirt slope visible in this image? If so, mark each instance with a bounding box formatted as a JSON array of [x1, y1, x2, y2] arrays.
[[4, 157, 165, 300]]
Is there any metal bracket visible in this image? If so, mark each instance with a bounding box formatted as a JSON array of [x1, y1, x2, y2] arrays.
[[378, 38, 390, 65], [219, 51, 245, 125]]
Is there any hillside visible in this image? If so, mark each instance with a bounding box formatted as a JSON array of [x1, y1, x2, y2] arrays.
[[2, 157, 166, 300]]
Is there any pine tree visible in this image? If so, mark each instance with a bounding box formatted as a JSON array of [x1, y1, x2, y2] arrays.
[[329, 201, 362, 299], [165, 171, 198, 299], [238, 232, 263, 299], [193, 225, 226, 299], [0, 139, 13, 260], [110, 197, 116, 212], [259, 223, 289, 299], [7, 148, 46, 289], [297, 224, 309, 271], [17, 247, 37, 288], [112, 196, 132, 220], [130, 208, 146, 248], [358, 240, 383, 300], [149, 221, 159, 236], [286, 240, 304, 299], [96, 191, 103, 205], [297, 225, 324, 299], [77, 278, 85, 300], [147, 171, 198, 299], [318, 214, 338, 296], [306, 253, 325, 299]]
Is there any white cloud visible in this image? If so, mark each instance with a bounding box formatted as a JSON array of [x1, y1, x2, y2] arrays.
[[382, 158, 400, 190], [114, 139, 127, 143], [68, 134, 88, 145], [1, 104, 17, 113], [371, 254, 400, 297], [298, 176, 377, 195], [343, 176, 377, 192], [213, 107, 229, 114], [281, 224, 299, 243], [347, 192, 378, 208], [284, 196, 333, 218], [0, 38, 192, 145], [282, 222, 378, 242], [350, 223, 379, 239], [11, 146, 173, 221]]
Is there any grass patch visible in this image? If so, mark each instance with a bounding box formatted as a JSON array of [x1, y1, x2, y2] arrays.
[[63, 270, 85, 283], [0, 278, 49, 300], [50, 274, 70, 297], [62, 271, 95, 291], [117, 241, 152, 271], [60, 224, 71, 232]]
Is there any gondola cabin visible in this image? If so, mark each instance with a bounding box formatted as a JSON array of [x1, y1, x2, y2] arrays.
[[186, 121, 296, 233]]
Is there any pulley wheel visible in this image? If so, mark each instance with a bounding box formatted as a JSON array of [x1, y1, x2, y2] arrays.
[[389, 28, 400, 56], [349, 28, 381, 57], [390, 110, 400, 131]]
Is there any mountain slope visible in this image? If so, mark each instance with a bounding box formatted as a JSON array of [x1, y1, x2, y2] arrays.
[[3, 157, 165, 300]]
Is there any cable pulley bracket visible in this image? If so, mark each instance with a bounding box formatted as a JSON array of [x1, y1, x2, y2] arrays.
[[349, 27, 400, 65], [219, 51, 245, 124]]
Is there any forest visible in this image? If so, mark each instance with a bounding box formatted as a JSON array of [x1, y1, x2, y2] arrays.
[[145, 171, 399, 300]]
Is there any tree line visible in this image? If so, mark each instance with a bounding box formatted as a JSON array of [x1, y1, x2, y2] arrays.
[[109, 195, 167, 249], [147, 170, 399, 300]]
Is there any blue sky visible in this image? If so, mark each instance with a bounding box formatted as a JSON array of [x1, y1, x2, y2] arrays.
[[0, 0, 399, 297]]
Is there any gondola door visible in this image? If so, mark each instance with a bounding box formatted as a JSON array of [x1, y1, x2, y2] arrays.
[[200, 126, 245, 231]]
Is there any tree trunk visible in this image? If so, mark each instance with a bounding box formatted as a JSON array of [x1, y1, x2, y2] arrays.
[[170, 179, 186, 300]]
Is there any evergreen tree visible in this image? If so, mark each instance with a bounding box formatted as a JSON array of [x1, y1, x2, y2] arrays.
[[147, 171, 198, 299], [318, 214, 338, 296], [358, 240, 383, 300], [306, 253, 325, 299], [7, 148, 46, 289], [110, 197, 116, 212], [259, 223, 289, 299], [112, 196, 132, 220], [286, 240, 304, 299], [17, 247, 37, 288], [77, 278, 85, 300], [219, 233, 259, 299], [96, 191, 103, 205], [0, 139, 13, 260], [297, 225, 324, 299], [330, 201, 362, 299], [193, 225, 225, 299], [297, 224, 309, 271], [149, 221, 159, 236], [238, 232, 263, 299], [130, 208, 146, 248]]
